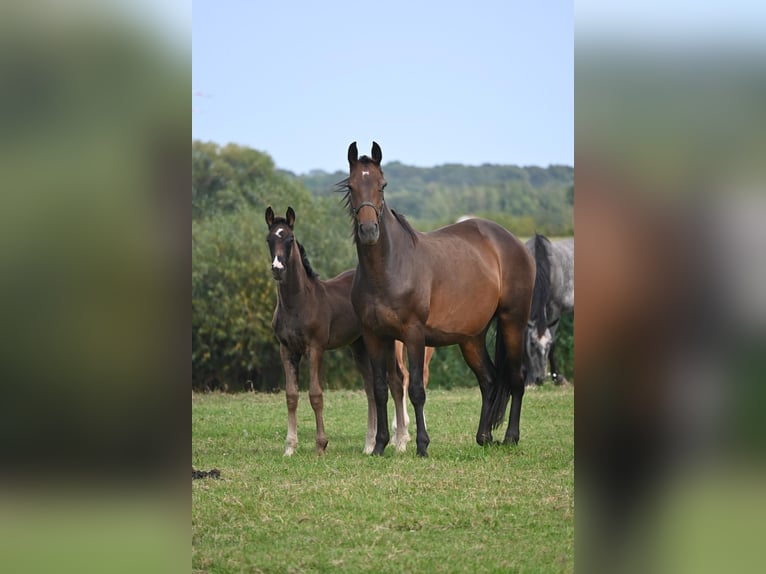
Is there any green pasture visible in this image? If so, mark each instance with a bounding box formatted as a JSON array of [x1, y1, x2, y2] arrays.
[[193, 385, 573, 573]]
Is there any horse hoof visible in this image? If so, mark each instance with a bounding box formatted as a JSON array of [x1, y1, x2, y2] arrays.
[[476, 434, 493, 446], [503, 435, 519, 446], [416, 447, 429, 458], [363, 444, 375, 455], [372, 441, 387, 456]]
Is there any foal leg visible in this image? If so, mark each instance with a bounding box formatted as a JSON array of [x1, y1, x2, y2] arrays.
[[351, 338, 376, 454], [280, 346, 301, 456], [459, 337, 495, 446], [307, 346, 328, 454]]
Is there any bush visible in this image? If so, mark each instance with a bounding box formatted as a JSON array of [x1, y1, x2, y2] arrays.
[[192, 199, 362, 391]]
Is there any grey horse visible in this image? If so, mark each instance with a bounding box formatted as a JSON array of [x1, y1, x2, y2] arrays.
[[524, 234, 574, 385]]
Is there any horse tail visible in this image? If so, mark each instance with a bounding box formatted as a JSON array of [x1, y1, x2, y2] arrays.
[[488, 317, 511, 429], [529, 234, 552, 335]]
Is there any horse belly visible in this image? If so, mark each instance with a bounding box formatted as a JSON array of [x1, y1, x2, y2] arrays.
[[426, 282, 498, 338]]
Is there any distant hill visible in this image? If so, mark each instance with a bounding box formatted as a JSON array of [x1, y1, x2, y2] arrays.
[[286, 162, 574, 236]]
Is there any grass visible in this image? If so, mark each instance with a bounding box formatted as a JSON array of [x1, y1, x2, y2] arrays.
[[193, 385, 574, 573]]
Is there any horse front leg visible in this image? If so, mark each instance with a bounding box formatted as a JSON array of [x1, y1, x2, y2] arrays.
[[405, 338, 430, 457], [548, 336, 569, 386], [307, 346, 328, 454], [280, 346, 301, 456], [364, 332, 391, 456]]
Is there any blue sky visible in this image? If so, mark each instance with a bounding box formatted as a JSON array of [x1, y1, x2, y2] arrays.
[[193, 1, 573, 174]]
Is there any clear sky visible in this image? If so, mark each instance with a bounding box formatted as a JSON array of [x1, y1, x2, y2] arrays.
[[192, 1, 573, 174]]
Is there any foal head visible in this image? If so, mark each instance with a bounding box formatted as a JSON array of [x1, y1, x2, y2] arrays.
[[265, 206, 296, 282], [345, 141, 387, 245]]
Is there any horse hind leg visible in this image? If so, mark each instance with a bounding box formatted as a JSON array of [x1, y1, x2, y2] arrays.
[[422, 346, 435, 430], [497, 316, 527, 445], [458, 337, 495, 446], [390, 341, 411, 450], [388, 346, 409, 452], [351, 338, 377, 454]]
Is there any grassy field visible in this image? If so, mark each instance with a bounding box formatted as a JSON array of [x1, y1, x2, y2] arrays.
[[193, 385, 574, 573]]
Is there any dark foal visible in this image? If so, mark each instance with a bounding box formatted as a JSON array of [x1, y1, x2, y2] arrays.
[[265, 206, 406, 455]]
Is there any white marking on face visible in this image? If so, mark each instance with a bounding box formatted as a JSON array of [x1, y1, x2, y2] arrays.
[[539, 330, 552, 347], [362, 170, 369, 176], [275, 228, 284, 238], [272, 255, 284, 269]]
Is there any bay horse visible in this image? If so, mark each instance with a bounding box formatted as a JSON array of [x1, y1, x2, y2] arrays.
[[340, 142, 535, 457], [265, 206, 407, 455], [524, 234, 575, 385]]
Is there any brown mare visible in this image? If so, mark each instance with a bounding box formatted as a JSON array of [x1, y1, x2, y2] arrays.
[[340, 142, 535, 457], [265, 206, 407, 455]]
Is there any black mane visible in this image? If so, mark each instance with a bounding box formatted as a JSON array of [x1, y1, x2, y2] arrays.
[[529, 233, 552, 334]]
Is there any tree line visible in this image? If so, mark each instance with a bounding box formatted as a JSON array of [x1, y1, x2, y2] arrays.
[[192, 140, 573, 391]]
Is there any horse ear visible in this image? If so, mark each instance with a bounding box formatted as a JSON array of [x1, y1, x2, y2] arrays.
[[348, 141, 358, 165], [286, 207, 295, 228], [371, 141, 382, 164], [265, 206, 274, 228]]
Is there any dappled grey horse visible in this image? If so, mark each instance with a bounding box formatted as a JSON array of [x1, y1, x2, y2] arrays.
[[524, 234, 574, 385]]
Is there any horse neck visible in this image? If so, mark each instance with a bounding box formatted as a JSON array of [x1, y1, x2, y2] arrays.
[[277, 253, 312, 309], [356, 206, 403, 277]]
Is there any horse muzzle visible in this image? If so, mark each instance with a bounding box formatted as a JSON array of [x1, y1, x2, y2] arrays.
[[271, 256, 286, 280], [358, 221, 379, 245]]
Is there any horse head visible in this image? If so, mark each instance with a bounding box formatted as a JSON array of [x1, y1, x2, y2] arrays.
[[265, 206, 296, 282], [346, 141, 386, 245], [525, 322, 553, 385]]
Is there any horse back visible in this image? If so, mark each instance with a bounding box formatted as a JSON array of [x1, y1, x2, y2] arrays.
[[273, 268, 361, 352], [548, 238, 574, 314], [417, 218, 535, 336], [427, 218, 534, 291]]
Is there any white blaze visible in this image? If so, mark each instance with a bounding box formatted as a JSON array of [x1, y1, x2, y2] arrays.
[[272, 255, 284, 270]]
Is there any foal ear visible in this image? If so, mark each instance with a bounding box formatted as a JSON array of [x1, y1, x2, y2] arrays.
[[371, 141, 382, 164], [347, 141, 358, 165], [265, 206, 275, 228], [286, 206, 296, 228]]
